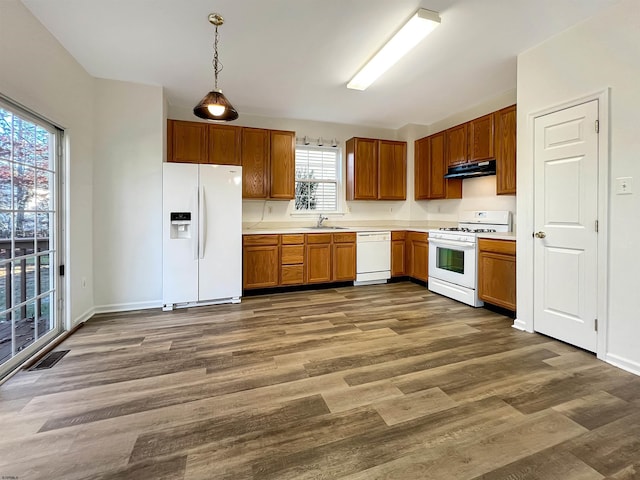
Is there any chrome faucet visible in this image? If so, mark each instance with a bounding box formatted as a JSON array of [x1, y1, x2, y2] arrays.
[[316, 214, 328, 228]]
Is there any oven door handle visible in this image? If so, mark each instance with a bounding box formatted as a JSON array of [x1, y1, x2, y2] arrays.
[[429, 239, 476, 249]]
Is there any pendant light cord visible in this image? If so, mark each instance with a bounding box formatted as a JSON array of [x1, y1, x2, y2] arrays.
[[213, 24, 223, 91]]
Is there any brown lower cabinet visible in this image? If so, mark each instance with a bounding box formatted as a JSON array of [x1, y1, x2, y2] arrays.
[[406, 232, 429, 282], [242, 235, 279, 289], [280, 234, 305, 285], [333, 234, 357, 281], [391, 231, 407, 277], [306, 234, 332, 284], [243, 232, 356, 289], [478, 238, 516, 310]]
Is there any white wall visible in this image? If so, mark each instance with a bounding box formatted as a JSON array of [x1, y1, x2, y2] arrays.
[[517, 0, 640, 373], [0, 0, 95, 326], [93, 79, 164, 311]]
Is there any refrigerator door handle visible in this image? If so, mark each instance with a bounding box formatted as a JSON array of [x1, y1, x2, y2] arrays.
[[199, 186, 206, 259], [193, 187, 199, 261]]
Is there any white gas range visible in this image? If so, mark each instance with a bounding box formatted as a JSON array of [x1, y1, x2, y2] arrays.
[[428, 210, 512, 307]]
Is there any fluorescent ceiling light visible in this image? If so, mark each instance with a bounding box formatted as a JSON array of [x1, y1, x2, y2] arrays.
[[347, 8, 441, 91]]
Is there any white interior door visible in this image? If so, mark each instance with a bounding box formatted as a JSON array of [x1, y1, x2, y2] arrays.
[[533, 100, 599, 352]]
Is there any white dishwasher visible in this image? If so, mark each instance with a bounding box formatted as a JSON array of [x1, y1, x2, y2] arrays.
[[355, 231, 391, 285]]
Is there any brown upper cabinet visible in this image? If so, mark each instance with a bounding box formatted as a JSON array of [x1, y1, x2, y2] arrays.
[[209, 124, 242, 165], [241, 127, 270, 198], [416, 105, 516, 198], [468, 113, 495, 162], [445, 123, 468, 167], [378, 140, 407, 200], [241, 128, 295, 200], [446, 113, 495, 166], [167, 120, 294, 200], [167, 120, 241, 165], [415, 132, 462, 200], [495, 105, 517, 195], [346, 137, 407, 200], [346, 137, 378, 200], [167, 120, 208, 164], [269, 130, 296, 199]]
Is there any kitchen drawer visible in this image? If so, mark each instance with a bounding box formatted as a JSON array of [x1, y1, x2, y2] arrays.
[[281, 245, 304, 265], [281, 234, 305, 245], [478, 238, 515, 256], [407, 231, 428, 243], [281, 265, 304, 285], [332, 232, 356, 243], [391, 230, 406, 241], [243, 234, 279, 246], [306, 233, 332, 244]]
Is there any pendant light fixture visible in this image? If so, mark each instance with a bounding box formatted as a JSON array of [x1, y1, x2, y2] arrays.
[[193, 13, 239, 121]]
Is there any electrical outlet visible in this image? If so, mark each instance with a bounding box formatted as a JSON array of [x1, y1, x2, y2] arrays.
[[616, 177, 633, 195]]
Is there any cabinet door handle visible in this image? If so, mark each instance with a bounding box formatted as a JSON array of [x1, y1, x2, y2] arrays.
[[533, 231, 546, 239]]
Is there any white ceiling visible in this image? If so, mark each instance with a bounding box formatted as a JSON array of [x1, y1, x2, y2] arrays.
[[22, 0, 619, 129]]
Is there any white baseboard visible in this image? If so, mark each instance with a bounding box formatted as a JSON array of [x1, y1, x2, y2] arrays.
[[93, 300, 162, 315], [73, 306, 95, 327], [605, 353, 640, 377], [512, 318, 528, 331]]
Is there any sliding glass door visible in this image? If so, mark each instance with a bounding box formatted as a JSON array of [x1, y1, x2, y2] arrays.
[[0, 100, 63, 377]]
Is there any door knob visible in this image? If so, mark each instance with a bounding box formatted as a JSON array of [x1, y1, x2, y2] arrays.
[[534, 231, 546, 238]]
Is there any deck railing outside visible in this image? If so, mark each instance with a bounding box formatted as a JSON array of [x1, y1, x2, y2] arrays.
[[0, 237, 51, 362]]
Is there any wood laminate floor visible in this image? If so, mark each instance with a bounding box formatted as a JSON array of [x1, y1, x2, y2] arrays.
[[1, 282, 639, 479]]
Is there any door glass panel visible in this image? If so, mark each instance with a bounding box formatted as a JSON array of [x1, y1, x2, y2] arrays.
[[38, 293, 53, 336], [13, 163, 35, 214], [35, 125, 54, 170], [436, 247, 465, 274], [39, 253, 52, 292], [36, 170, 51, 211], [0, 160, 11, 209], [0, 103, 59, 376], [0, 262, 6, 314], [15, 300, 36, 353], [0, 313, 10, 364], [12, 116, 36, 165], [0, 213, 10, 261]]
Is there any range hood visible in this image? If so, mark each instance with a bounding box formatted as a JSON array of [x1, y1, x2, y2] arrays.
[[444, 159, 496, 179]]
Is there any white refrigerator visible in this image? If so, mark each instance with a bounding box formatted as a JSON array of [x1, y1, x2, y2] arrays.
[[162, 163, 242, 310]]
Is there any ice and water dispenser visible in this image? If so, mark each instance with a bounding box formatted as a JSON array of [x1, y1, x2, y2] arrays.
[[170, 212, 192, 239]]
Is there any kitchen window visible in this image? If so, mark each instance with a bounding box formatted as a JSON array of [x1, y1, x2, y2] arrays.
[[294, 146, 340, 212]]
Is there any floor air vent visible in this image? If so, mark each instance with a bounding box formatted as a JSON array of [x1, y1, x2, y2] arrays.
[[29, 350, 70, 370]]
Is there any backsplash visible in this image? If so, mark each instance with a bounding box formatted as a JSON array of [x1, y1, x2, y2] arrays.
[[242, 176, 517, 231]]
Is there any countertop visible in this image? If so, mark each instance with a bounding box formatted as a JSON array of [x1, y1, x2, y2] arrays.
[[243, 223, 516, 241], [476, 232, 516, 241], [242, 222, 456, 235]]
